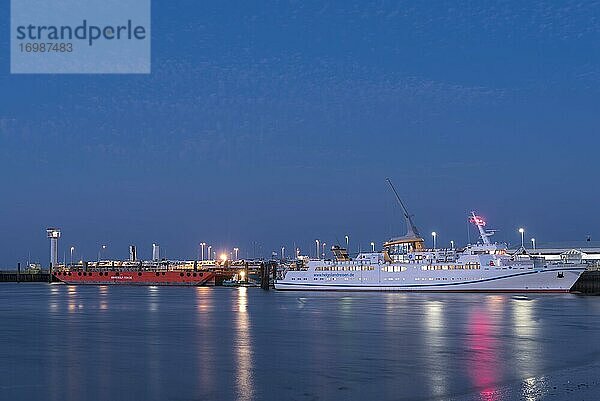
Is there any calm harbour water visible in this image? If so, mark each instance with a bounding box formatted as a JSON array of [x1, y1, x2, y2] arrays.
[[1, 284, 600, 401]]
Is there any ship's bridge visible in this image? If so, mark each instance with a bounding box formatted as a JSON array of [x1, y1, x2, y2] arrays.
[[383, 235, 425, 262]]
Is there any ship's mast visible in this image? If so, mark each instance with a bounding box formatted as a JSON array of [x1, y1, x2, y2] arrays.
[[386, 178, 421, 238], [469, 211, 492, 245]]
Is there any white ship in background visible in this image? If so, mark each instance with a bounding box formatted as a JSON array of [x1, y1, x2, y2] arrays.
[[275, 180, 587, 292]]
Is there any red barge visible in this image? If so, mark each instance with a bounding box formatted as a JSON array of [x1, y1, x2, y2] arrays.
[[54, 263, 216, 286], [55, 270, 215, 286]]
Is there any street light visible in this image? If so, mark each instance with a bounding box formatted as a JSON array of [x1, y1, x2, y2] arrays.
[[234, 247, 239, 260], [70, 246, 75, 267], [531, 238, 536, 250], [322, 243, 326, 259], [98, 244, 106, 263], [370, 242, 375, 252], [315, 240, 320, 259], [431, 232, 437, 250], [281, 246, 285, 261], [200, 242, 206, 260], [450, 240, 454, 251], [518, 228, 525, 248], [345, 235, 349, 251], [207, 246, 212, 260]]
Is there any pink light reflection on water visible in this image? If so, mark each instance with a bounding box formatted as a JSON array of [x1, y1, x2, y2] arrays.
[[467, 305, 501, 401]]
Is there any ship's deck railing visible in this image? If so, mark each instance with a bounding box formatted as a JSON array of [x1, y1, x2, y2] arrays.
[[543, 259, 595, 268], [57, 265, 207, 272], [584, 260, 600, 270], [281, 266, 309, 272]]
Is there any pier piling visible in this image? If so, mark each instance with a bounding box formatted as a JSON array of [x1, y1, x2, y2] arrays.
[[572, 270, 600, 294], [260, 262, 270, 290], [259, 261, 277, 290]]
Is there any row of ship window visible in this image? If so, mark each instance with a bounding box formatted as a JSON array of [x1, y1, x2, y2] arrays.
[[289, 276, 483, 282], [315, 266, 375, 271], [419, 263, 481, 270], [313, 264, 481, 272]]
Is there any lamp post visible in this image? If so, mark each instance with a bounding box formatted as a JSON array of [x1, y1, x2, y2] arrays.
[[322, 243, 326, 259], [234, 247, 239, 260], [531, 238, 536, 250], [431, 232, 437, 250], [70, 246, 75, 267], [315, 240, 320, 259], [281, 246, 285, 261], [518, 228, 525, 248], [207, 246, 212, 260], [450, 240, 454, 251], [345, 235, 349, 251], [370, 242, 375, 252], [98, 245, 106, 263], [200, 242, 206, 261]]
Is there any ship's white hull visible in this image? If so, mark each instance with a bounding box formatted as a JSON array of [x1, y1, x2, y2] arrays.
[[275, 267, 585, 292]]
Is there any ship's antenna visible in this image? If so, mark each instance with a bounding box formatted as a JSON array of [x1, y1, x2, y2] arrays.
[[386, 178, 421, 238]]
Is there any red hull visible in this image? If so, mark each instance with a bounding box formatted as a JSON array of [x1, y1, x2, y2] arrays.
[[54, 270, 216, 286]]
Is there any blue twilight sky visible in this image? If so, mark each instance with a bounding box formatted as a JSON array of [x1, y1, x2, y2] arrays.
[[1, 1, 599, 265]]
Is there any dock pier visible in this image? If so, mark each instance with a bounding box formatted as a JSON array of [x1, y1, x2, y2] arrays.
[[572, 270, 600, 294], [0, 269, 52, 283]]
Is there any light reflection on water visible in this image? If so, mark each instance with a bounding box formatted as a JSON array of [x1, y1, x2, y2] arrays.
[[0, 284, 599, 401], [99, 285, 108, 310], [196, 286, 216, 398], [423, 301, 447, 398], [148, 285, 159, 312], [67, 285, 78, 312], [235, 288, 254, 401], [467, 303, 500, 401], [511, 297, 540, 376]]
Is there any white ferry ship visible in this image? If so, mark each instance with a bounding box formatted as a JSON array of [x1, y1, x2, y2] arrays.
[[275, 183, 587, 292]]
